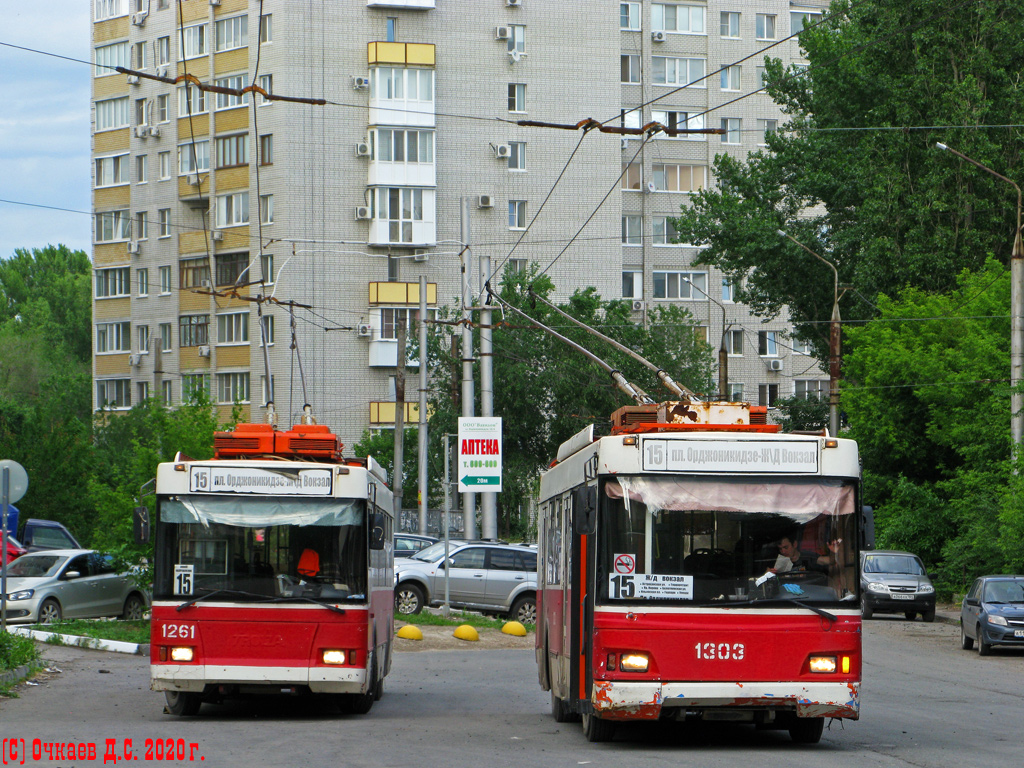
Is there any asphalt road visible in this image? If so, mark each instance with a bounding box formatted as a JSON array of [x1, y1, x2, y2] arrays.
[[1, 617, 1020, 768]]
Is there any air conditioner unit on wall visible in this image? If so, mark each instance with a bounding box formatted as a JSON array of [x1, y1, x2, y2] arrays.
[[127, 240, 141, 255], [187, 173, 201, 186], [494, 144, 511, 159], [211, 230, 223, 242], [652, 31, 667, 42], [127, 75, 140, 85], [413, 249, 429, 263], [769, 358, 783, 371], [495, 26, 512, 40], [131, 12, 147, 26], [357, 323, 372, 337], [156, 66, 169, 79], [352, 75, 371, 89], [356, 141, 371, 157], [631, 300, 645, 311], [355, 206, 372, 220], [149, 127, 160, 138], [507, 0, 522, 6], [128, 353, 141, 366], [477, 194, 493, 208], [198, 345, 211, 357]]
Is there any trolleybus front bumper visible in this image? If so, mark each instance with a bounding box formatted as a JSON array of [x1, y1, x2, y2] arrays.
[[152, 665, 367, 694], [593, 680, 859, 720]]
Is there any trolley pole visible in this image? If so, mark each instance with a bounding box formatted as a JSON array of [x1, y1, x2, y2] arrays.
[[460, 198, 477, 538], [418, 276, 429, 535]]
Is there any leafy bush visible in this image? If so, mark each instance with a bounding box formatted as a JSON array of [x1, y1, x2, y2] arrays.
[[0, 631, 40, 671]]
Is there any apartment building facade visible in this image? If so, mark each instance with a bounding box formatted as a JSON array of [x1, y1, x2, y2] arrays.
[[91, 0, 828, 447]]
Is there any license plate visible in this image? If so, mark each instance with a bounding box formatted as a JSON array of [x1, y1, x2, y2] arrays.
[[892, 594, 913, 600], [1014, 630, 1024, 638]]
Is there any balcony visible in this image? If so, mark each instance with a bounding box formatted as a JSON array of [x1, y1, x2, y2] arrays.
[[366, 1, 435, 10]]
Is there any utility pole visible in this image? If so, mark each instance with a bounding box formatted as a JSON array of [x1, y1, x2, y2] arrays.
[[460, 197, 477, 538], [479, 249, 497, 541], [417, 276, 429, 536], [393, 318, 406, 522]]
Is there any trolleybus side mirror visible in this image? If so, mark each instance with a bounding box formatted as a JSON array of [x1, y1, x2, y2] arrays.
[[133, 506, 151, 545], [572, 485, 597, 536], [860, 505, 875, 551], [369, 512, 386, 550]]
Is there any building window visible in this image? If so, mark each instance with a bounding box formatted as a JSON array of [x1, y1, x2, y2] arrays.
[[508, 83, 526, 112], [721, 65, 742, 91], [96, 97, 130, 131], [757, 66, 768, 88], [135, 211, 148, 240], [96, 321, 131, 353], [215, 252, 248, 286], [218, 373, 250, 404], [792, 337, 813, 355], [179, 314, 209, 347], [159, 266, 172, 294], [374, 129, 434, 163], [726, 328, 743, 356], [217, 312, 249, 344], [156, 36, 170, 66], [620, 2, 640, 30], [373, 188, 423, 243], [795, 380, 828, 400], [136, 382, 150, 404], [162, 380, 172, 406], [758, 330, 779, 356], [95, 267, 130, 299], [260, 375, 276, 405], [96, 379, 131, 410], [652, 3, 705, 34], [371, 67, 433, 103], [215, 15, 247, 52], [622, 270, 642, 299], [756, 13, 777, 40], [652, 216, 680, 245], [216, 192, 249, 228], [620, 54, 641, 84], [259, 195, 274, 225], [95, 154, 130, 188], [259, 14, 272, 44], [178, 140, 210, 175], [132, 41, 146, 70], [728, 382, 744, 401], [257, 74, 273, 105], [651, 110, 704, 139], [720, 11, 740, 38], [720, 118, 741, 144], [379, 308, 432, 340], [509, 259, 527, 275], [508, 141, 526, 171], [621, 109, 641, 130], [95, 210, 131, 242], [261, 253, 274, 284], [653, 271, 707, 300], [215, 74, 249, 110], [651, 164, 706, 192], [507, 25, 526, 53], [95, 42, 129, 77], [137, 268, 149, 297], [180, 23, 207, 60], [135, 98, 149, 128], [158, 208, 171, 238], [758, 119, 778, 144], [158, 152, 171, 180], [259, 315, 275, 345], [180, 258, 210, 289], [508, 200, 527, 229], [215, 134, 247, 169], [791, 10, 822, 35], [385, 17, 398, 42], [259, 134, 273, 165], [159, 322, 172, 351], [621, 215, 642, 245], [721, 277, 735, 303], [652, 57, 705, 87], [137, 324, 150, 353], [759, 383, 780, 407], [178, 84, 207, 116], [182, 374, 211, 403], [95, 0, 128, 23], [136, 155, 148, 184], [621, 162, 642, 190]]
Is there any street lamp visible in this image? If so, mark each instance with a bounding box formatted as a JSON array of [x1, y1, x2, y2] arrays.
[[776, 230, 842, 436], [935, 142, 1024, 463], [684, 276, 731, 400]]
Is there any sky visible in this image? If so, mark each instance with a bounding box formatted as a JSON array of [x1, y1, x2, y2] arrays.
[[0, 2, 92, 261]]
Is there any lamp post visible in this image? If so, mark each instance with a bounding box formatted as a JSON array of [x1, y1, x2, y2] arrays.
[[935, 142, 1024, 463], [776, 230, 841, 436], [684, 277, 730, 400]]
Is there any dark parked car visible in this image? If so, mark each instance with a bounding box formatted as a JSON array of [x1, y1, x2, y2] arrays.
[[860, 550, 936, 621], [394, 533, 438, 559], [960, 575, 1024, 655], [19, 519, 81, 553]]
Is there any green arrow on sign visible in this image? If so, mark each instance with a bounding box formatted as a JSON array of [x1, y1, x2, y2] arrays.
[[461, 475, 500, 486]]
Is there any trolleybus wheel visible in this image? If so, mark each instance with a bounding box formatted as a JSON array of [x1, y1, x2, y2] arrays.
[[122, 593, 146, 621], [338, 653, 376, 715], [789, 716, 824, 744], [977, 625, 991, 656], [38, 598, 62, 625], [960, 624, 974, 650], [551, 688, 578, 723], [395, 583, 425, 615], [510, 595, 537, 625], [860, 595, 873, 620], [581, 712, 615, 743], [164, 691, 202, 717]]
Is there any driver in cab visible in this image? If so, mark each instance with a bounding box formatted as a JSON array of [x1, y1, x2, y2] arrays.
[[770, 534, 832, 574]]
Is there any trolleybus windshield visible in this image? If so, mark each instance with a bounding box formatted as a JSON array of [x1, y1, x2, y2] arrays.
[[597, 475, 858, 606], [153, 496, 368, 604]]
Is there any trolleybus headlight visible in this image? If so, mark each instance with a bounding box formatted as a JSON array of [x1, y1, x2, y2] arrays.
[[809, 655, 837, 673], [619, 653, 649, 672], [323, 650, 347, 664], [170, 647, 194, 662]]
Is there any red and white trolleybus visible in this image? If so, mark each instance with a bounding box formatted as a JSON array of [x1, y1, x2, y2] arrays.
[[144, 422, 394, 716], [537, 401, 864, 743]]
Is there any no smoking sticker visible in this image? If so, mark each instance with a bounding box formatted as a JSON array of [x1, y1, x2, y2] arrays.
[[613, 553, 636, 574]]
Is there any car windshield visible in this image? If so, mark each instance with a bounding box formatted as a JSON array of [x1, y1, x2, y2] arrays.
[[983, 580, 1024, 603], [6, 554, 66, 578], [863, 555, 925, 575], [410, 541, 460, 562]]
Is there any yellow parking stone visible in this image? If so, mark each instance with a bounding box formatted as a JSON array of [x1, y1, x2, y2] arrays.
[[501, 621, 527, 637], [396, 625, 423, 641], [453, 624, 480, 642]]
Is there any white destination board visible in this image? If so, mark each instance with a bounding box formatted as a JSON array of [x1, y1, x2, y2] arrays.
[[189, 466, 333, 495], [608, 573, 694, 600], [641, 439, 819, 474]]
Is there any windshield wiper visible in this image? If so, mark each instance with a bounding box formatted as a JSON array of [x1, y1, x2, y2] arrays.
[[743, 595, 838, 622], [271, 595, 346, 615], [177, 587, 346, 615]]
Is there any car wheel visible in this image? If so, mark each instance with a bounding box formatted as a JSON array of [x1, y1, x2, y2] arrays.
[[860, 594, 873, 620], [509, 595, 537, 625], [977, 625, 991, 656], [921, 608, 935, 623], [394, 583, 425, 615], [582, 711, 615, 743], [904, 611, 917, 621], [122, 593, 146, 621], [960, 624, 974, 650], [38, 598, 62, 625], [164, 691, 202, 717], [789, 716, 825, 744]]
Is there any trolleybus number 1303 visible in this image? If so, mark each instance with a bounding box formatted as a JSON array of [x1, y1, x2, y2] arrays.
[[695, 642, 746, 661]]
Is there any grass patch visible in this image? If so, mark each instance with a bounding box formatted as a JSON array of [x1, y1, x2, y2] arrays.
[[27, 620, 150, 646], [400, 610, 533, 632], [0, 631, 40, 671]]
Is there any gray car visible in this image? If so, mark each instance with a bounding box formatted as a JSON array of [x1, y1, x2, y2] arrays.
[[860, 550, 936, 621], [0, 549, 149, 624], [960, 575, 1024, 655], [395, 541, 537, 623]]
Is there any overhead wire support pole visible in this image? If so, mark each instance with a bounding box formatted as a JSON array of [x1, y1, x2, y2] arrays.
[[460, 200, 477, 539], [418, 276, 429, 537], [528, 289, 699, 402], [487, 288, 655, 406]]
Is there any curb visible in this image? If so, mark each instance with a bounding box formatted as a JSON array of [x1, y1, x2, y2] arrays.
[[0, 662, 42, 687], [8, 627, 146, 655]]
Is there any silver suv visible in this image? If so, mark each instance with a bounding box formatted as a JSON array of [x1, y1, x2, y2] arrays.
[[394, 541, 537, 624]]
